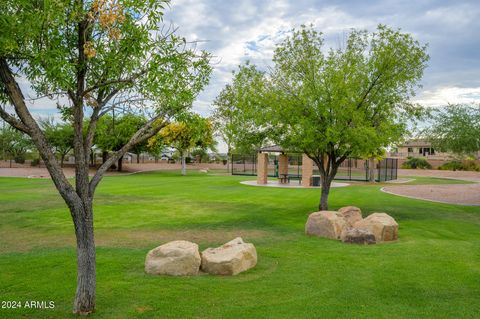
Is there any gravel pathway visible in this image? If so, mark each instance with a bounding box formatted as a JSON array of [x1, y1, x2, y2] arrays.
[[382, 184, 480, 206]]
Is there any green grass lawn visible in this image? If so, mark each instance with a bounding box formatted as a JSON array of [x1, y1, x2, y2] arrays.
[[0, 171, 479, 318]]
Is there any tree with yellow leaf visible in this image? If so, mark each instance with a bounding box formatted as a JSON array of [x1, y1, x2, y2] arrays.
[[149, 114, 215, 175]]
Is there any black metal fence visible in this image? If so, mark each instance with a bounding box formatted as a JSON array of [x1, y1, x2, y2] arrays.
[[377, 158, 398, 182], [231, 154, 257, 176], [231, 154, 279, 177], [332, 158, 369, 181], [231, 154, 398, 182]]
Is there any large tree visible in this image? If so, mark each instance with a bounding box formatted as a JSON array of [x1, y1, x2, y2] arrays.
[[427, 104, 480, 158], [220, 25, 428, 210], [0, 0, 211, 315]]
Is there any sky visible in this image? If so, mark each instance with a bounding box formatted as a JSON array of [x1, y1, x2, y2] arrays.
[[10, 0, 480, 152], [162, 0, 480, 115]]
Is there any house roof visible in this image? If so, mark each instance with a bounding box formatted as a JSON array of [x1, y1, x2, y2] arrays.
[[398, 139, 432, 147]]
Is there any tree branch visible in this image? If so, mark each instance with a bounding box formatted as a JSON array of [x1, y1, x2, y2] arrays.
[[89, 116, 168, 194], [82, 70, 148, 97], [0, 57, 77, 202], [0, 107, 31, 134]]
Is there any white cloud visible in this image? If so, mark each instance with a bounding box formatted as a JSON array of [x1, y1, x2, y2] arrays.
[[414, 86, 480, 107]]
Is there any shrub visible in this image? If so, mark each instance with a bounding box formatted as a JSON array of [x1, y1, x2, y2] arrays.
[[31, 158, 40, 166], [401, 157, 432, 169], [438, 160, 480, 171], [14, 155, 25, 164]]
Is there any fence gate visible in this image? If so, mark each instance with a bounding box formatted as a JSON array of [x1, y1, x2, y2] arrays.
[[377, 158, 398, 182]]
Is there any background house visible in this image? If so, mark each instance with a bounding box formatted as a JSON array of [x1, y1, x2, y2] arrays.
[[389, 139, 451, 161]]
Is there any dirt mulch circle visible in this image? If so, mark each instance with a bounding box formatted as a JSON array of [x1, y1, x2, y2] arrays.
[[381, 183, 480, 206]]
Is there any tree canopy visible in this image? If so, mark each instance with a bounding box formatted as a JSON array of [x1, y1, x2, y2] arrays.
[[212, 62, 268, 155]]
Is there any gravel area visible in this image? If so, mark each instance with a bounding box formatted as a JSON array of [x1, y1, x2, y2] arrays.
[[382, 184, 480, 206], [398, 169, 480, 182]]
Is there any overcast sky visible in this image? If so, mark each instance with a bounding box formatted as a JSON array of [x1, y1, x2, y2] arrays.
[[163, 0, 480, 115], [12, 0, 480, 152]]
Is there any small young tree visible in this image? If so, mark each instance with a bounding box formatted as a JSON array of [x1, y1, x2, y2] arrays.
[[0, 0, 211, 315], [149, 113, 214, 175], [427, 104, 480, 158]]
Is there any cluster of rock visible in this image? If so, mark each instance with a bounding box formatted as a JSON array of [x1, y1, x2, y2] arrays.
[[145, 237, 257, 276], [305, 206, 398, 244]]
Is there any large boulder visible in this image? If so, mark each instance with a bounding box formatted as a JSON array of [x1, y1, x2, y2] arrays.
[[145, 240, 201, 276], [337, 206, 362, 227], [201, 237, 257, 275], [354, 212, 399, 242], [305, 211, 347, 240], [340, 227, 376, 245]]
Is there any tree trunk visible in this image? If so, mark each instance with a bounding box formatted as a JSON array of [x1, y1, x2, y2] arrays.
[[61, 154, 65, 168], [102, 151, 108, 164], [117, 156, 123, 172], [181, 152, 186, 176], [136, 153, 140, 164], [319, 175, 332, 210], [71, 200, 96, 316], [226, 148, 231, 173]]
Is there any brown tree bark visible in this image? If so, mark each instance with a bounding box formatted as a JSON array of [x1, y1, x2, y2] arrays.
[[310, 151, 346, 211], [71, 200, 96, 315], [102, 151, 108, 164], [117, 156, 123, 172]]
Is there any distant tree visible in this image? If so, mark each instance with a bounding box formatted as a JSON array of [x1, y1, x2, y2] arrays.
[[0, 126, 32, 166], [427, 104, 480, 158], [191, 147, 209, 163], [149, 114, 215, 175], [213, 62, 270, 162], [0, 0, 211, 314], [95, 114, 147, 171], [222, 25, 428, 210], [42, 120, 75, 167], [145, 138, 165, 163]]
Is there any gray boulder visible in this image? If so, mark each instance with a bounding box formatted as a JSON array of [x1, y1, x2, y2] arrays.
[[340, 228, 376, 245]]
